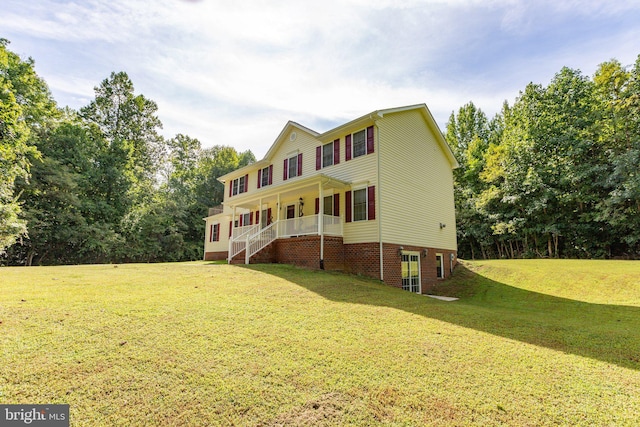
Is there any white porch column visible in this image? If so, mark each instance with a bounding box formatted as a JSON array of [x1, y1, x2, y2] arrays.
[[228, 205, 236, 264], [319, 182, 324, 269], [276, 193, 281, 238]]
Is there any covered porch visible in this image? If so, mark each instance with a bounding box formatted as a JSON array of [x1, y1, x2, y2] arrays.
[[226, 174, 350, 265]]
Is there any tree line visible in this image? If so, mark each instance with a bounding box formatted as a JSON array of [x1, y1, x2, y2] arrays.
[[2, 38, 639, 264], [446, 55, 640, 259], [1, 39, 254, 265]]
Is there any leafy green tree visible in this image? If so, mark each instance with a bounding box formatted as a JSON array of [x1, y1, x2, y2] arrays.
[[80, 72, 166, 217], [446, 102, 494, 258], [595, 55, 640, 255], [0, 39, 56, 255]]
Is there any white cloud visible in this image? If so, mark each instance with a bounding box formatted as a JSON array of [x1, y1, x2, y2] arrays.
[[3, 0, 640, 159]]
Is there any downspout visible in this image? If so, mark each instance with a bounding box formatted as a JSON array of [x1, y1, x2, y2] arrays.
[[374, 116, 383, 282], [319, 181, 324, 269]]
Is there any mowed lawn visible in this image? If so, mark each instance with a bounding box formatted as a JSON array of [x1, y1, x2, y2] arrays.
[[1, 260, 639, 426]]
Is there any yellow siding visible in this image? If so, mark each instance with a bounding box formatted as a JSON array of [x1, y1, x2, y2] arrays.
[[216, 107, 456, 250], [317, 132, 379, 244], [378, 110, 457, 250], [268, 129, 318, 189], [204, 216, 231, 254]]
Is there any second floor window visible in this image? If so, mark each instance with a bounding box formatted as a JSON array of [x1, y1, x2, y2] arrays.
[[352, 130, 366, 158], [284, 153, 302, 180], [261, 166, 270, 187], [258, 165, 273, 189], [323, 143, 333, 167], [316, 139, 340, 170], [230, 174, 248, 196], [288, 155, 298, 178], [346, 126, 375, 161]]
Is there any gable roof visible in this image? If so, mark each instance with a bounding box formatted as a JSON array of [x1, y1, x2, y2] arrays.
[[217, 121, 319, 183], [218, 104, 458, 183]]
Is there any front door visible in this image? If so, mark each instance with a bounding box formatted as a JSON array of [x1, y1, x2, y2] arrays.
[[401, 252, 421, 293], [286, 205, 295, 219], [285, 204, 296, 236]]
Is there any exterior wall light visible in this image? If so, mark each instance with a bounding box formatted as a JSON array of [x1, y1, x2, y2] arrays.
[[422, 248, 428, 257], [439, 223, 446, 229], [398, 246, 404, 256]]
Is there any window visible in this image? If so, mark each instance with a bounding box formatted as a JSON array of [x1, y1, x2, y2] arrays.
[[352, 130, 366, 158], [315, 194, 340, 216], [284, 153, 302, 180], [258, 165, 273, 189], [210, 223, 220, 242], [288, 155, 298, 178], [239, 175, 245, 194], [241, 213, 251, 226], [230, 174, 248, 196], [436, 254, 444, 278], [353, 188, 367, 221], [322, 143, 334, 167], [345, 186, 375, 222], [316, 139, 340, 170], [346, 126, 374, 161], [323, 195, 333, 216]]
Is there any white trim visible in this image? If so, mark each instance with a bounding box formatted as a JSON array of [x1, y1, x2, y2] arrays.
[[400, 250, 421, 294], [436, 253, 444, 279]]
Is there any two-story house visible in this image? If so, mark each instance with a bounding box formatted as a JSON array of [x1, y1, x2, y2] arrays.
[[203, 104, 459, 293]]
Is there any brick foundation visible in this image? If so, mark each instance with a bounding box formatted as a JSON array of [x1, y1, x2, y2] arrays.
[[273, 236, 344, 270], [344, 242, 381, 280], [225, 236, 457, 293], [381, 244, 458, 293], [204, 251, 228, 261]]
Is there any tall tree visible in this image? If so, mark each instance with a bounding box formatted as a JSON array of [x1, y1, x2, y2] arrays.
[[80, 72, 165, 200], [0, 39, 56, 254], [446, 102, 494, 259], [595, 56, 640, 255]]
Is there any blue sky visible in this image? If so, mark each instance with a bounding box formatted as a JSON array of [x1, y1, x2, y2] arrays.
[[2, 0, 639, 158]]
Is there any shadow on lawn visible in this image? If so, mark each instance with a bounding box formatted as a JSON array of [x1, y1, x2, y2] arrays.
[[240, 263, 640, 371]]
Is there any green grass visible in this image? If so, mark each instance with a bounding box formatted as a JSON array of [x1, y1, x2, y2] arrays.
[[1, 260, 639, 426]]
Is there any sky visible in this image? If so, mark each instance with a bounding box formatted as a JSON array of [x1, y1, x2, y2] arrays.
[[2, 0, 640, 158]]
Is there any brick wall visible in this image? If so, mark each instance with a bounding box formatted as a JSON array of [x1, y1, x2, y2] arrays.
[[221, 236, 458, 294], [274, 236, 345, 270], [321, 236, 345, 271], [249, 242, 277, 264], [343, 242, 380, 280], [204, 251, 228, 261], [381, 244, 458, 293]]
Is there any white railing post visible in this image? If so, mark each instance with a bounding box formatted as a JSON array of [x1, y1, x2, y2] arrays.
[[245, 233, 250, 264]]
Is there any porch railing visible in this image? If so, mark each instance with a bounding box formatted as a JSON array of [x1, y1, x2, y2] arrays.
[[323, 214, 342, 236], [232, 224, 258, 239], [278, 215, 317, 237], [230, 214, 343, 263], [246, 222, 277, 263], [229, 224, 259, 261]]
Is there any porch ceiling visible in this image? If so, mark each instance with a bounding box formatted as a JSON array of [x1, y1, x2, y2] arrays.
[[226, 174, 350, 209]]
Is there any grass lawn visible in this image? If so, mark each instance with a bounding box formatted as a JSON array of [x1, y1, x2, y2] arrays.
[[1, 260, 639, 426]]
